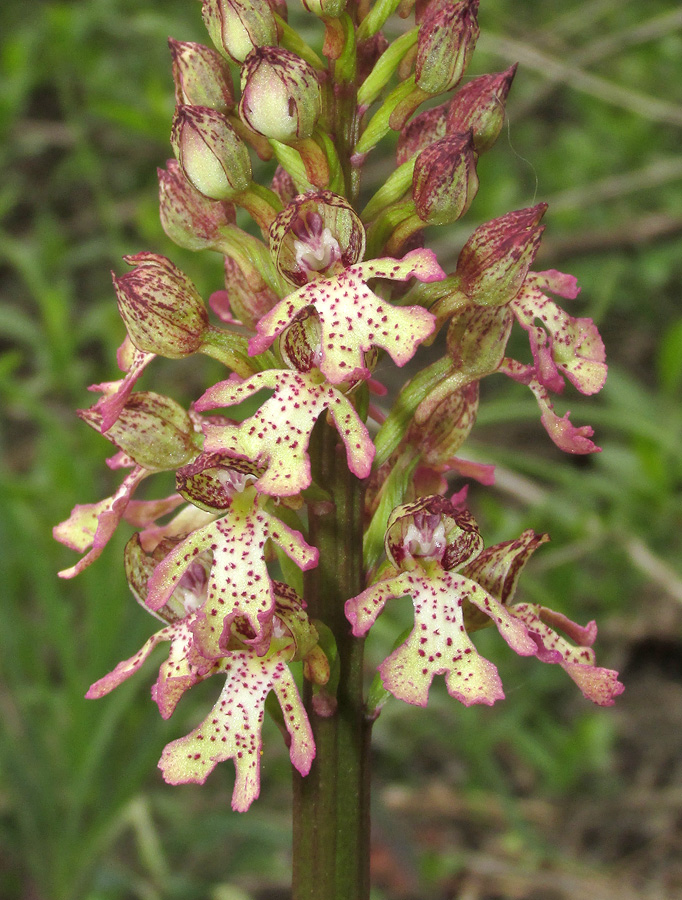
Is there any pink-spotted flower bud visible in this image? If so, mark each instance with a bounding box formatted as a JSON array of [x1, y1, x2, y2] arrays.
[[113, 253, 209, 358], [239, 47, 322, 142], [414, 304, 514, 424], [271, 165, 297, 205], [269, 190, 366, 286], [211, 253, 280, 330], [385, 496, 483, 571], [279, 309, 323, 373], [171, 105, 252, 200], [446, 66, 517, 153], [79, 391, 201, 472], [413, 131, 478, 225], [202, 0, 278, 64], [456, 204, 547, 306], [158, 159, 236, 251], [169, 38, 235, 113], [406, 381, 479, 466], [447, 304, 513, 378], [396, 103, 448, 165], [415, 0, 479, 95]]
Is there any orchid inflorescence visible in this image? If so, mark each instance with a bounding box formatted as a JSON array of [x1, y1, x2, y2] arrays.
[[55, 0, 622, 813]]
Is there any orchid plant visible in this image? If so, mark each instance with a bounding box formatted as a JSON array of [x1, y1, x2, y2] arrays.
[[55, 0, 623, 896]]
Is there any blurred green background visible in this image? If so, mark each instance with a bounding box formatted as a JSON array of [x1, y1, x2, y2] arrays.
[[1, 1, 681, 898]]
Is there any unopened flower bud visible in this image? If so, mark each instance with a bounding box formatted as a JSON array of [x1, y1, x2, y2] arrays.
[[415, 0, 479, 95], [202, 0, 278, 64], [239, 47, 322, 142], [271, 165, 297, 204], [270, 190, 366, 286], [446, 65, 517, 152], [212, 254, 280, 329], [79, 391, 200, 471], [396, 102, 448, 165], [275, 309, 318, 372], [169, 38, 235, 112], [447, 303, 513, 377], [114, 253, 209, 358], [456, 204, 547, 306], [171, 105, 252, 200], [158, 159, 236, 251], [406, 381, 479, 465], [412, 131, 478, 225]]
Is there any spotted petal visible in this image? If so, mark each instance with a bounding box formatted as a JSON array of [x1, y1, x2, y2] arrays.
[[88, 337, 156, 433], [511, 285, 606, 396], [158, 646, 314, 812], [511, 603, 624, 706], [248, 249, 443, 384], [346, 566, 536, 707], [196, 370, 375, 495], [146, 485, 318, 655], [54, 466, 148, 578], [85, 616, 216, 718], [500, 359, 601, 454]]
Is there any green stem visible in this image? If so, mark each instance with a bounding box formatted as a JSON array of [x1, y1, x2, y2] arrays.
[[233, 184, 283, 234], [292, 422, 372, 900]]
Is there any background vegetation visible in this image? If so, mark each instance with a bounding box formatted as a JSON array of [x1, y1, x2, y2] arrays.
[[1, 1, 681, 897]]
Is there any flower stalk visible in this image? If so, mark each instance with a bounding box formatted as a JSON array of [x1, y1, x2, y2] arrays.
[[54, 0, 623, 896], [293, 422, 371, 900]]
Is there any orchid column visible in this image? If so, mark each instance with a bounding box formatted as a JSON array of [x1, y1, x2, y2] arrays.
[[55, 1, 623, 898]]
